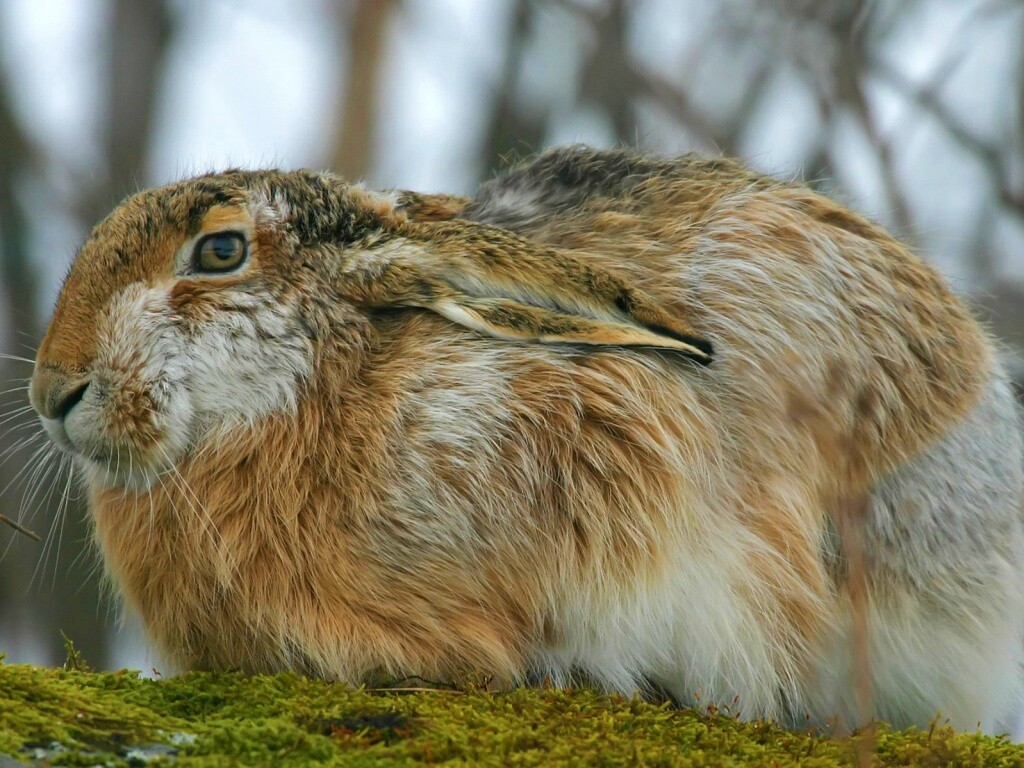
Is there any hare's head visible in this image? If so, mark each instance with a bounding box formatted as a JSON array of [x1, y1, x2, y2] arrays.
[[31, 170, 711, 490]]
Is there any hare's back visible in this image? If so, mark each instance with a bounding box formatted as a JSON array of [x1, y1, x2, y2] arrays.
[[468, 146, 994, 485]]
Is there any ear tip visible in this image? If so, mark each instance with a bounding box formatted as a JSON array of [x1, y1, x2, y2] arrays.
[[690, 338, 714, 364], [647, 324, 714, 364]]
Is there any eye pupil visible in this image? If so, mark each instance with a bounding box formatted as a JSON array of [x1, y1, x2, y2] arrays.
[[212, 242, 234, 258], [195, 232, 247, 272]]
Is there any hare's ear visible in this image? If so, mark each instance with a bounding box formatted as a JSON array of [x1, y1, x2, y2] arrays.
[[340, 228, 713, 364]]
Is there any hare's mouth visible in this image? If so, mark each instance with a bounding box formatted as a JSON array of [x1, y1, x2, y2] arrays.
[[35, 379, 191, 492]]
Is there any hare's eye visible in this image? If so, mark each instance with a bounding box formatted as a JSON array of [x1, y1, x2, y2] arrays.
[[194, 232, 247, 273]]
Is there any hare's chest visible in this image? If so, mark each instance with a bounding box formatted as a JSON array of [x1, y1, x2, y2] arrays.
[[90, 489, 286, 671]]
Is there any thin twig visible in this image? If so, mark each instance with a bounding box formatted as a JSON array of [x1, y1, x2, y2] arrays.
[[0, 513, 40, 541]]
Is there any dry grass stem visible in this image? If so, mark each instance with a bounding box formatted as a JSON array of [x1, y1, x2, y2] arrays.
[[786, 362, 878, 764]]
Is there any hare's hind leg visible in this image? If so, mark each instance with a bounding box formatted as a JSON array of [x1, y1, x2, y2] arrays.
[[810, 372, 1024, 731]]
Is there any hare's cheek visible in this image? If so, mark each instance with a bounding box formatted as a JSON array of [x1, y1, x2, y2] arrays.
[[186, 303, 312, 425]]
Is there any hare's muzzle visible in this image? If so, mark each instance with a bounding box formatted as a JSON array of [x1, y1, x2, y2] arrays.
[[28, 354, 183, 490], [31, 366, 90, 422], [30, 365, 91, 452]]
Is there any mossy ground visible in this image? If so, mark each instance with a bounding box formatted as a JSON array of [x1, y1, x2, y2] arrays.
[[1, 659, 1023, 766]]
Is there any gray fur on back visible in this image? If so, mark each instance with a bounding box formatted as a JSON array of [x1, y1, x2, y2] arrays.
[[464, 146, 663, 230], [867, 368, 1024, 589], [462, 145, 731, 231]]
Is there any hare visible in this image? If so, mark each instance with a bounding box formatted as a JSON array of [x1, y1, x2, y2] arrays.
[[30, 146, 1024, 731]]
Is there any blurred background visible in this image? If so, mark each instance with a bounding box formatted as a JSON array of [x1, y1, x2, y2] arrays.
[[0, 0, 1022, 727]]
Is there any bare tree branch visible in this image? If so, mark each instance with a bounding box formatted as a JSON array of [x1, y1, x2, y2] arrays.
[[84, 0, 174, 223], [577, 0, 637, 145], [477, 0, 550, 175], [786, 0, 916, 235], [330, 0, 398, 181], [870, 57, 1024, 220], [552, 0, 721, 148], [627, 64, 721, 149], [558, 0, 780, 156]]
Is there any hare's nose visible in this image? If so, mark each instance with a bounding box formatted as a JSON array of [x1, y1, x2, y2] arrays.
[[30, 367, 91, 422]]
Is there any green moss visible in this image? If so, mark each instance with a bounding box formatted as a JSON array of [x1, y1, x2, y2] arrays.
[[1, 659, 1022, 766]]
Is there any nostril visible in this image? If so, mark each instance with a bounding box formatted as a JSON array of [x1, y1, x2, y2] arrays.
[[54, 380, 89, 421]]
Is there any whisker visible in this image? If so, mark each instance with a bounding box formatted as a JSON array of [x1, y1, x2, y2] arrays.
[[12, 338, 39, 359], [0, 404, 37, 428], [127, 442, 135, 489], [41, 454, 77, 585], [146, 470, 158, 552], [74, 546, 106, 598], [0, 440, 58, 560], [0, 421, 39, 447], [113, 442, 123, 489], [0, 438, 51, 499], [24, 444, 75, 589], [0, 425, 44, 458], [158, 457, 213, 536], [65, 460, 103, 586], [19, 442, 58, 522], [0, 352, 36, 365], [30, 448, 75, 583], [28, 454, 61, 571], [17, 446, 66, 534], [152, 442, 232, 574], [0, 430, 46, 469], [0, 383, 31, 397], [50, 459, 77, 591], [31, 464, 73, 591]]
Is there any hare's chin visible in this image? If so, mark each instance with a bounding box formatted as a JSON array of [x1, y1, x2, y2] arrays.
[[40, 415, 178, 492], [75, 441, 180, 491], [39, 416, 75, 454]]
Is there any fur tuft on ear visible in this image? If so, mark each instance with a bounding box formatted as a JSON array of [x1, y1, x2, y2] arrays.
[[338, 221, 713, 364]]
